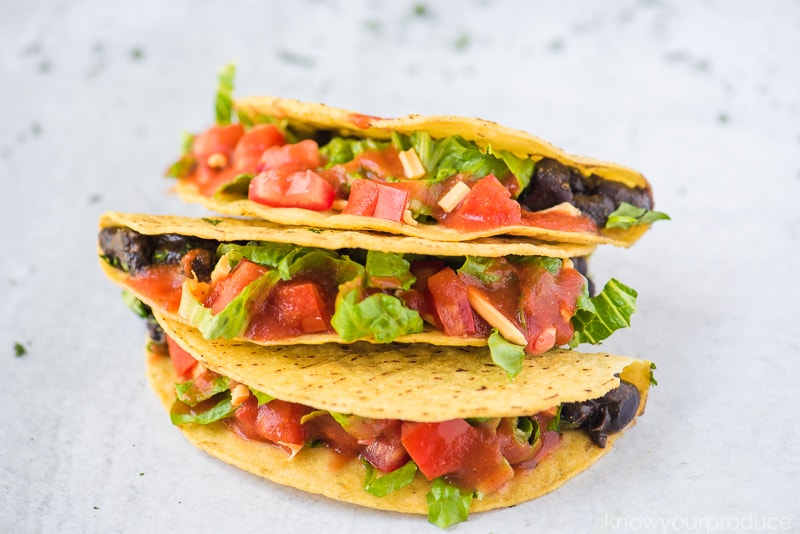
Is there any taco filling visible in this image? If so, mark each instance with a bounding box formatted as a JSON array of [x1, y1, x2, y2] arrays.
[[100, 218, 637, 377], [165, 66, 668, 245], [148, 323, 650, 528]]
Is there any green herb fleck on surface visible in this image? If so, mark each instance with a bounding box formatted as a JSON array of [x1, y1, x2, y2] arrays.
[[307, 228, 323, 234], [130, 48, 145, 61], [413, 3, 428, 16], [277, 50, 315, 68], [14, 342, 27, 357], [202, 218, 222, 226], [453, 33, 470, 50]]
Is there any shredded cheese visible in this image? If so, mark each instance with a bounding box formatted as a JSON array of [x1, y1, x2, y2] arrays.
[[562, 258, 574, 270], [466, 287, 527, 346], [538, 201, 583, 217], [437, 181, 471, 213], [398, 148, 426, 179]]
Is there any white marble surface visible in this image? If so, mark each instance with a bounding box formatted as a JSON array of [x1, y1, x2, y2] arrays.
[[2, 1, 799, 532]]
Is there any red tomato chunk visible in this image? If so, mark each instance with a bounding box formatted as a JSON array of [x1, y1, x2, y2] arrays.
[[249, 169, 335, 210]]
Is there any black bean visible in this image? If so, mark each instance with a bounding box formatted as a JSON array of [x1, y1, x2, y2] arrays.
[[572, 194, 616, 227], [595, 180, 653, 211], [558, 380, 641, 448], [99, 227, 154, 274], [519, 158, 573, 211]]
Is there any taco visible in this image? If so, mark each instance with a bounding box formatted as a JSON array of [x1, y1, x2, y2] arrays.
[[146, 312, 653, 528], [165, 66, 668, 247], [99, 211, 638, 378]]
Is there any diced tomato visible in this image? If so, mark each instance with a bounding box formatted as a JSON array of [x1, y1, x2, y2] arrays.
[[554, 267, 587, 345], [232, 124, 286, 173], [272, 281, 330, 334], [126, 263, 184, 313], [192, 124, 244, 163], [257, 139, 321, 173], [521, 209, 598, 234], [401, 420, 478, 480], [343, 180, 409, 222], [440, 174, 522, 231], [401, 420, 513, 493], [166, 335, 197, 380], [518, 264, 585, 354], [304, 414, 363, 457], [426, 267, 476, 336], [254, 399, 312, 445], [227, 396, 261, 440], [248, 169, 335, 210], [205, 259, 267, 314], [362, 434, 410, 473], [342, 179, 379, 215]]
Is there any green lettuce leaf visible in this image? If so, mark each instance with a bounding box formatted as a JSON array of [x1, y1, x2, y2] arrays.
[[488, 329, 526, 379], [605, 202, 671, 229], [175, 375, 231, 407], [365, 250, 416, 290], [362, 460, 418, 497], [214, 173, 253, 198], [320, 136, 390, 169], [250, 387, 275, 405], [178, 272, 278, 339], [216, 242, 361, 283], [457, 256, 504, 284], [512, 255, 562, 275], [122, 290, 150, 319], [426, 478, 473, 528], [331, 285, 423, 342], [169, 395, 234, 426], [215, 63, 236, 126], [486, 145, 535, 193], [165, 132, 196, 179], [569, 278, 638, 347]]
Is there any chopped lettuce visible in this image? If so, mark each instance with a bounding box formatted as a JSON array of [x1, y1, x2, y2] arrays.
[[122, 290, 150, 319], [164, 132, 196, 179], [250, 387, 275, 405], [362, 460, 418, 497], [487, 329, 526, 379], [214, 173, 253, 198], [175, 375, 231, 407], [178, 272, 278, 339], [605, 202, 671, 229], [457, 256, 504, 284], [426, 478, 473, 528], [320, 136, 390, 168], [170, 395, 234, 425], [569, 278, 638, 347], [512, 255, 562, 275], [216, 242, 362, 283], [486, 145, 535, 192], [331, 281, 423, 342], [215, 63, 236, 126], [365, 250, 416, 290]]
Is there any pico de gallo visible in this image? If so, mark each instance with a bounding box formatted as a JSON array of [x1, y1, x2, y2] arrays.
[[153, 331, 641, 528], [165, 65, 668, 237], [100, 225, 638, 378]]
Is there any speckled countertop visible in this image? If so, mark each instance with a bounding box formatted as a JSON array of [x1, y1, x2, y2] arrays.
[[1, 1, 798, 533]]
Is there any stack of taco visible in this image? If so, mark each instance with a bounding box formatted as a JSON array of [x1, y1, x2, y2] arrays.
[[98, 66, 665, 528]]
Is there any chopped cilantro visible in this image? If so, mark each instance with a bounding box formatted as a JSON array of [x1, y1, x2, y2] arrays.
[[202, 218, 222, 226], [453, 33, 470, 50], [650, 362, 659, 386], [13, 342, 27, 357]]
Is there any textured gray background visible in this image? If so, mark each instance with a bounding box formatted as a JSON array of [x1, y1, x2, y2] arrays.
[[1, 1, 798, 533]]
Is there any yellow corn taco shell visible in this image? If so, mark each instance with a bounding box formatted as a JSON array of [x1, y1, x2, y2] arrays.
[[98, 211, 600, 351], [173, 96, 655, 247], [148, 312, 652, 517]]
